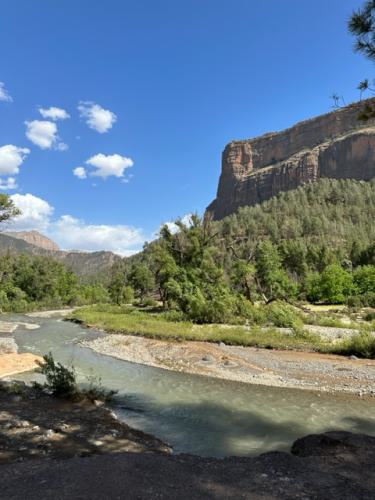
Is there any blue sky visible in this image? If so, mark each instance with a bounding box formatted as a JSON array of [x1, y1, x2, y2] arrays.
[[0, 0, 373, 254]]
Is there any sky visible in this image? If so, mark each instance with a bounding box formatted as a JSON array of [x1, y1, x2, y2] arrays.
[[0, 0, 373, 255]]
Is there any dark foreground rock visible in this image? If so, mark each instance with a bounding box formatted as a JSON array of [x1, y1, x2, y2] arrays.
[[1, 431, 375, 499]]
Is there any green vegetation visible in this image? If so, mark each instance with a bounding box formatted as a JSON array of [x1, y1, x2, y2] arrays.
[[71, 304, 321, 350], [108, 179, 375, 324], [0, 194, 20, 223], [71, 304, 375, 358], [0, 253, 110, 312], [36, 352, 116, 401]]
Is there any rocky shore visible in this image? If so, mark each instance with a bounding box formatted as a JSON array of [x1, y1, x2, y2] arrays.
[[83, 334, 375, 396]]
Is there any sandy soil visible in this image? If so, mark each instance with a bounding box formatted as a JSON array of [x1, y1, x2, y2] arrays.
[[83, 334, 375, 396], [0, 353, 43, 378]]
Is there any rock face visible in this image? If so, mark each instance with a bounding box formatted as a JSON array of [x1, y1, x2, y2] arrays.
[[5, 230, 60, 252], [207, 99, 375, 220]]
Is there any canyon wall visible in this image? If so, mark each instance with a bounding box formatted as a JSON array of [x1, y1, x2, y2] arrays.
[[206, 99, 375, 220]]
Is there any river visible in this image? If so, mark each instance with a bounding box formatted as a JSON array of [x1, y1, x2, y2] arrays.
[[7, 313, 375, 457]]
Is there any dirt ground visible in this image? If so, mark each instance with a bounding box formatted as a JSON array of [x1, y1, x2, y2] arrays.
[[84, 334, 375, 395], [1, 430, 375, 499], [0, 381, 170, 465]]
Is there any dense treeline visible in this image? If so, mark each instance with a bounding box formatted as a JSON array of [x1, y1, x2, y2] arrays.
[[1, 179, 374, 317], [0, 253, 110, 312], [109, 178, 375, 322]]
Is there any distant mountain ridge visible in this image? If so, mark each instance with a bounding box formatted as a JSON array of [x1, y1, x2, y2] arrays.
[[0, 231, 121, 281], [5, 230, 60, 252]]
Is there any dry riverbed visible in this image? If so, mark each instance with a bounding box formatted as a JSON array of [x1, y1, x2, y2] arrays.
[[83, 334, 375, 396]]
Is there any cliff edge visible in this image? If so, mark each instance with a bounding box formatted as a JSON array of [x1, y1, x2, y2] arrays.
[[207, 98, 375, 220]]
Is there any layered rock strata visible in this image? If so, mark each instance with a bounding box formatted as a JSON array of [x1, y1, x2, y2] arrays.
[[207, 99, 375, 219]]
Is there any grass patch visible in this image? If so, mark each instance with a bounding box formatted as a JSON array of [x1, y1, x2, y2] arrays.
[[330, 332, 375, 359], [71, 305, 328, 352]]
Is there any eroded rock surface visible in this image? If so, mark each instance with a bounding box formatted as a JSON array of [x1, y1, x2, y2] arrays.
[[207, 99, 375, 219]]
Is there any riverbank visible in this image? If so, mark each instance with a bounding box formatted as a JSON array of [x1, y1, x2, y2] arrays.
[[83, 333, 375, 396], [0, 380, 170, 465]]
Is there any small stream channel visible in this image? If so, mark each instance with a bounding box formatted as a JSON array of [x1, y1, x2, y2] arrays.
[[7, 313, 375, 457]]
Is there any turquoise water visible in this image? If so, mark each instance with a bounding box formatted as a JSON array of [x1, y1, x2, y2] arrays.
[[8, 313, 375, 457]]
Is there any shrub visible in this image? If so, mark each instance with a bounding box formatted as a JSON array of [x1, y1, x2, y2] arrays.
[[36, 352, 116, 401], [364, 311, 375, 322], [83, 371, 117, 402], [37, 352, 78, 398], [265, 301, 304, 328], [336, 332, 375, 359]]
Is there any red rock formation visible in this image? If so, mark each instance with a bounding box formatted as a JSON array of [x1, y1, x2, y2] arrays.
[[207, 99, 375, 220]]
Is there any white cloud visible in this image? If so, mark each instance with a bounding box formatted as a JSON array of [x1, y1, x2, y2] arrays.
[[162, 214, 193, 234], [0, 177, 17, 190], [56, 142, 68, 151], [73, 166, 87, 179], [78, 101, 117, 133], [49, 215, 144, 255], [10, 193, 54, 231], [39, 106, 70, 121], [10, 193, 144, 255], [0, 82, 12, 102], [0, 145, 30, 175], [25, 120, 60, 150], [85, 153, 133, 178]]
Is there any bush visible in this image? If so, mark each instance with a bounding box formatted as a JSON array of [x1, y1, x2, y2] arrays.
[[83, 371, 117, 403], [336, 332, 375, 359], [347, 292, 375, 308], [265, 301, 304, 328], [37, 352, 78, 398], [235, 297, 267, 324], [364, 311, 375, 322], [36, 352, 116, 401]]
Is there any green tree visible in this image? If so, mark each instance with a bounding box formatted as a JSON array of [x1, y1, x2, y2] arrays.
[[129, 264, 155, 302], [0, 194, 21, 224], [353, 265, 375, 294], [307, 264, 354, 304], [255, 241, 297, 302], [349, 1, 375, 119]]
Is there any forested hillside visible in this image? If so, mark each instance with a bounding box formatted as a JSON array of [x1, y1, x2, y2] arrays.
[[109, 178, 375, 322], [219, 178, 375, 269]]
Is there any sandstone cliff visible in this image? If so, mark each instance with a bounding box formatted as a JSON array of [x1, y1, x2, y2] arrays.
[[5, 230, 60, 252], [207, 99, 375, 220]]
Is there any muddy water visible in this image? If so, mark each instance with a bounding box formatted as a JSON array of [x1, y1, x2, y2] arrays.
[[7, 313, 375, 457]]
